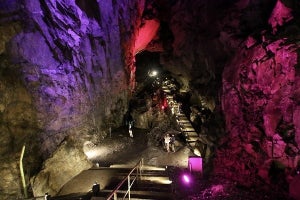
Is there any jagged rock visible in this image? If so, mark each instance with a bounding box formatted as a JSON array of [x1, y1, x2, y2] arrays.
[[31, 141, 93, 197], [132, 108, 154, 129], [268, 0, 293, 34], [219, 0, 300, 186], [0, 0, 148, 196]]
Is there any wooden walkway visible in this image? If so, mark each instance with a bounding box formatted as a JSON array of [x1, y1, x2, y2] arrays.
[[162, 86, 200, 154]]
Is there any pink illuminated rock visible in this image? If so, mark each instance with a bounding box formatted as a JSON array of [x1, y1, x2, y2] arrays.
[[245, 36, 257, 48], [220, 35, 300, 185], [268, 0, 293, 34], [134, 19, 160, 54]]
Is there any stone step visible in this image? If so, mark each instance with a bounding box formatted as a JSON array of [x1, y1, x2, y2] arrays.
[[89, 167, 168, 178], [176, 119, 190, 123], [179, 123, 193, 128], [185, 136, 200, 142], [104, 178, 172, 191], [180, 127, 195, 132], [162, 89, 171, 93], [108, 174, 171, 182], [98, 189, 174, 200], [184, 132, 198, 137], [109, 164, 166, 171], [175, 115, 188, 119]]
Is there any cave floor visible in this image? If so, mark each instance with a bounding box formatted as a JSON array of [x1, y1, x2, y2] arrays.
[[58, 127, 192, 197], [57, 127, 292, 200]]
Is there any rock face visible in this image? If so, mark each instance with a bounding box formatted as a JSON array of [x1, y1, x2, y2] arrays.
[[1, 0, 300, 198], [31, 140, 93, 196], [9, 0, 133, 137], [0, 0, 152, 198], [215, 0, 300, 191]]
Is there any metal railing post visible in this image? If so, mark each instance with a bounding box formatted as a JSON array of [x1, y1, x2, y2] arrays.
[[136, 165, 139, 182], [106, 158, 143, 200], [128, 176, 131, 200], [140, 158, 143, 178], [20, 144, 28, 198]]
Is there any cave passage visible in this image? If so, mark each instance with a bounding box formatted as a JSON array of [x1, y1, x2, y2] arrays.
[[1, 0, 300, 199]]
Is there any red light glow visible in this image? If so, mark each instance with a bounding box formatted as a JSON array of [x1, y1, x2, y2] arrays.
[[134, 19, 160, 54]]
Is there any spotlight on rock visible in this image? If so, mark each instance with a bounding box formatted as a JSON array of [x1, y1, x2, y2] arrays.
[[193, 148, 201, 157]]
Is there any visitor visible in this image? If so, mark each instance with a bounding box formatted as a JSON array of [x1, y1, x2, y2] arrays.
[[44, 192, 51, 200], [171, 106, 175, 114], [129, 122, 133, 137], [164, 134, 171, 152], [124, 111, 133, 127], [170, 134, 176, 152], [92, 181, 100, 196]]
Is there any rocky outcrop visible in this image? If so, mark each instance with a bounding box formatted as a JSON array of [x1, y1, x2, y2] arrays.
[[159, 0, 277, 110], [30, 140, 93, 196], [216, 0, 300, 190], [0, 0, 152, 198], [0, 157, 21, 199]]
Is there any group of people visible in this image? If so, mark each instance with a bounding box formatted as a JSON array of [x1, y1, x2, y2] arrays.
[[163, 133, 176, 152]]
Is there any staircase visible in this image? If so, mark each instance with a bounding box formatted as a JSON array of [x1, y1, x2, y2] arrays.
[[97, 165, 174, 200], [162, 86, 200, 155], [48, 164, 174, 200]]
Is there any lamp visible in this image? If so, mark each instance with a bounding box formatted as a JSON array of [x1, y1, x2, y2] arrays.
[[148, 70, 158, 77], [181, 173, 193, 187]]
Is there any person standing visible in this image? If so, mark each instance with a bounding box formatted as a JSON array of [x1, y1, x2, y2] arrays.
[[44, 193, 51, 200], [129, 121, 133, 137], [164, 134, 171, 152], [92, 182, 100, 196], [170, 134, 176, 152]]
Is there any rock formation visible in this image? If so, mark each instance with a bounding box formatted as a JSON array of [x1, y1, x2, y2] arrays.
[[0, 0, 300, 199], [0, 0, 150, 198], [215, 0, 300, 196]]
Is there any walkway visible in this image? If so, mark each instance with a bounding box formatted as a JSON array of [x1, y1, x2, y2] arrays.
[[162, 85, 200, 156], [52, 164, 174, 200], [44, 128, 192, 200]]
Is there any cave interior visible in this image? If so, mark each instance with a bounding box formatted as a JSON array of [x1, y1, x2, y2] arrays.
[[1, 0, 300, 199]]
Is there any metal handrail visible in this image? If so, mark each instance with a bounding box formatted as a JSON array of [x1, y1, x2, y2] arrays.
[[106, 158, 144, 200]]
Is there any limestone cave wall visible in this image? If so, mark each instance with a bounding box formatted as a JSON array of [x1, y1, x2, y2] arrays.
[[155, 0, 300, 193], [0, 0, 147, 198], [215, 0, 300, 191]]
